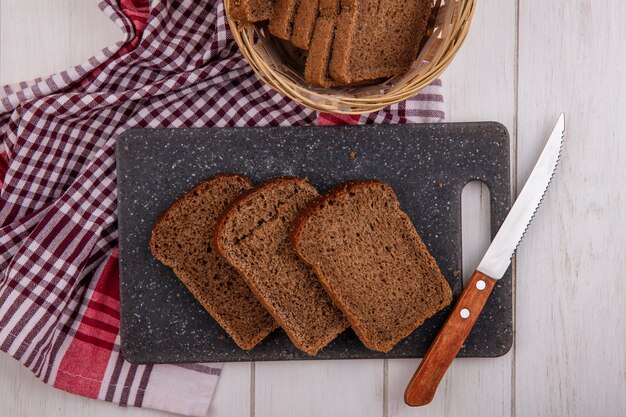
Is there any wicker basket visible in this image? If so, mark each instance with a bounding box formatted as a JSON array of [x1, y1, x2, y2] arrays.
[[225, 0, 475, 114]]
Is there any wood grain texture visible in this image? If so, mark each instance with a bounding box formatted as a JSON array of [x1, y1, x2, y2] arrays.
[[207, 363, 252, 417], [254, 359, 384, 417], [2, 0, 626, 416], [404, 271, 497, 406], [461, 182, 492, 286], [0, 0, 121, 84], [515, 0, 626, 416]]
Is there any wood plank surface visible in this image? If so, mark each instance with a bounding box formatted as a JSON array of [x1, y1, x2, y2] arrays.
[[0, 0, 121, 84], [515, 1, 626, 416], [207, 363, 252, 417], [2, 0, 625, 416], [255, 360, 384, 417]]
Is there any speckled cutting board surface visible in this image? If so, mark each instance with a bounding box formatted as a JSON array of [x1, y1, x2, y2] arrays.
[[117, 123, 512, 363]]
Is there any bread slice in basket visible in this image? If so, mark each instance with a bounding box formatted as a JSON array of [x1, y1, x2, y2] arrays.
[[150, 174, 278, 350], [303, 0, 340, 86], [230, 0, 276, 22], [291, 0, 320, 49], [329, 0, 432, 84], [292, 181, 452, 352], [269, 0, 300, 40], [213, 177, 349, 355]]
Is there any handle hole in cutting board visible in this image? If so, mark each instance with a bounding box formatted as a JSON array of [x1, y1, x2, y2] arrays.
[[461, 181, 491, 286]]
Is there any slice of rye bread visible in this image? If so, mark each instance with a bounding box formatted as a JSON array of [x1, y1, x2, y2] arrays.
[[290, 0, 320, 49], [329, 0, 432, 84], [303, 0, 340, 86], [291, 181, 453, 352], [212, 177, 349, 355], [150, 174, 278, 350], [229, 0, 276, 22], [269, 0, 300, 40]]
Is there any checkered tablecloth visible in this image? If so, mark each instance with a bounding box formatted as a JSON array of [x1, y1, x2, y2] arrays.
[[0, 0, 444, 415]]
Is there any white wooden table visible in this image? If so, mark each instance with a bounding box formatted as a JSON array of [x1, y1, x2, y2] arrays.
[[1, 1, 625, 416]]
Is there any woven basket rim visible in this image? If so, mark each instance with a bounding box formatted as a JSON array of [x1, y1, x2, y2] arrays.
[[225, 0, 476, 114]]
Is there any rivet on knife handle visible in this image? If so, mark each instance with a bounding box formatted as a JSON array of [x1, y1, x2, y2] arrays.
[[404, 271, 496, 406]]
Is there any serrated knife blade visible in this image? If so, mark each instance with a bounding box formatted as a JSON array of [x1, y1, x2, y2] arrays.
[[477, 112, 565, 279], [405, 114, 565, 407]]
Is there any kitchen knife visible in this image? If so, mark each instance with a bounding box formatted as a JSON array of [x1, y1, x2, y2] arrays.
[[404, 114, 565, 406]]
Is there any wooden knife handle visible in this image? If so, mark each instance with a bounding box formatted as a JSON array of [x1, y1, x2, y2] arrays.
[[404, 270, 497, 406]]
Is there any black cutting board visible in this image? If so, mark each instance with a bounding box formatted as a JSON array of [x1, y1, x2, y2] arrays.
[[117, 123, 512, 363]]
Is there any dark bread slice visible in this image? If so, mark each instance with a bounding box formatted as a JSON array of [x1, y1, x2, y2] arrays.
[[291, 0, 320, 49], [318, 0, 340, 15], [212, 177, 349, 355], [150, 174, 278, 350], [304, 18, 336, 86], [329, 0, 431, 84], [230, 0, 276, 22], [303, 0, 340, 86], [292, 181, 452, 352], [269, 0, 300, 40]]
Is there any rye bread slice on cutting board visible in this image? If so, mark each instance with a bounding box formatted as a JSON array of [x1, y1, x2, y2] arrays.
[[230, 0, 276, 22], [329, 0, 432, 84], [303, 0, 340, 86], [212, 177, 349, 355], [269, 0, 300, 40], [292, 181, 452, 352], [150, 174, 278, 350], [291, 0, 320, 49]]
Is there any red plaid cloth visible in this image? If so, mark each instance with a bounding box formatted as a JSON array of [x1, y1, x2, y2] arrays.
[[0, 0, 444, 415]]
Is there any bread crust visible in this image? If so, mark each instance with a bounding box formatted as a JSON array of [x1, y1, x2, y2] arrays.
[[292, 180, 452, 352], [212, 176, 348, 355], [290, 0, 320, 49], [150, 174, 278, 350], [229, 0, 276, 22], [329, 0, 432, 84], [303, 0, 341, 86], [269, 0, 300, 40], [150, 174, 251, 262]]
